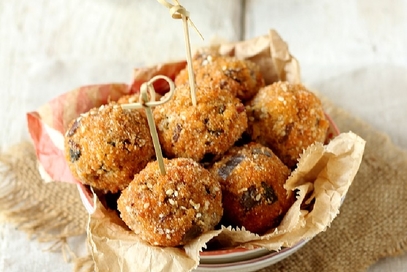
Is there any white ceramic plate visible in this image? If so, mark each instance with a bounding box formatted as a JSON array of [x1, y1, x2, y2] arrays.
[[76, 114, 339, 271], [195, 114, 339, 268], [200, 247, 270, 264], [196, 240, 308, 272]]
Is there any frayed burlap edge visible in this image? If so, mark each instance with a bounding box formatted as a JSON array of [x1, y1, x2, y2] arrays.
[[0, 142, 89, 266], [258, 96, 407, 272], [73, 255, 95, 272], [1, 95, 406, 272]]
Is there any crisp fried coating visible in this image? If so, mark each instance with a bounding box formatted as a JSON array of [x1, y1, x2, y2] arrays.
[[246, 82, 329, 168], [117, 158, 223, 246], [175, 55, 265, 101], [64, 103, 154, 193], [154, 84, 248, 163], [117, 92, 162, 117], [117, 92, 162, 105], [210, 143, 293, 234]]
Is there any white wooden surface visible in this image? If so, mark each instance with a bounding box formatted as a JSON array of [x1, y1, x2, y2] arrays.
[[1, 0, 406, 271]]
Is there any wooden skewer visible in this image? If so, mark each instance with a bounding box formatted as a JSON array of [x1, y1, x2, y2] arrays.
[[121, 75, 175, 175], [157, 0, 204, 106]]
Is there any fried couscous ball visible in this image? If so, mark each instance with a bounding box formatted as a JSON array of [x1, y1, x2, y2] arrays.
[[117, 92, 162, 118], [190, 47, 222, 62], [117, 158, 223, 247], [246, 81, 329, 168], [154, 84, 248, 163], [210, 142, 293, 234], [64, 103, 154, 193], [117, 92, 162, 104], [175, 54, 265, 101]]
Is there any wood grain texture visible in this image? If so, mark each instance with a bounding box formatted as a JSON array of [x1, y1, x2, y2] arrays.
[[245, 0, 407, 149], [0, 0, 242, 63], [1, 0, 406, 271], [0, 0, 242, 270], [247, 1, 407, 271], [0, 0, 242, 151]]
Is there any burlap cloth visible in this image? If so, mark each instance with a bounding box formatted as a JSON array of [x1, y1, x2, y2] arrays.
[[0, 96, 406, 272]]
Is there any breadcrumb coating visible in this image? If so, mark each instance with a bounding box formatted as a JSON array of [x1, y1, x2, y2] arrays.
[[117, 158, 223, 246], [175, 54, 265, 101], [210, 142, 293, 234], [64, 102, 154, 193], [246, 82, 329, 168], [154, 84, 248, 163]]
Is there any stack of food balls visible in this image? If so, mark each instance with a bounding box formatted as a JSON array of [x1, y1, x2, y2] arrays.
[[63, 50, 330, 247]]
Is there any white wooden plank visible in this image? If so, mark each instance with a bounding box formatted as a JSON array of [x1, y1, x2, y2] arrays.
[[0, 0, 242, 65], [245, 0, 407, 70], [245, 0, 407, 148], [246, 1, 407, 271], [0, 0, 242, 150], [0, 1, 242, 270]]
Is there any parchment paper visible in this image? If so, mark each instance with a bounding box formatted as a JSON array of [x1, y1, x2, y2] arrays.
[[26, 30, 365, 272]]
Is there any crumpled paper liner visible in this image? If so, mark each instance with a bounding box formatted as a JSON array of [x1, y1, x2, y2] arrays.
[[88, 132, 364, 272], [26, 29, 300, 187], [27, 84, 129, 184], [26, 30, 365, 272]]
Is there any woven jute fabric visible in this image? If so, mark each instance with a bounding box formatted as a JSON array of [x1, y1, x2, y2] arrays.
[[261, 98, 407, 271], [0, 98, 406, 271], [0, 142, 88, 257]]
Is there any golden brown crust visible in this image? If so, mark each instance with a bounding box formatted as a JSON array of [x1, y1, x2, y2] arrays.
[[117, 158, 223, 247], [175, 55, 265, 101], [210, 143, 293, 234], [154, 84, 248, 163], [117, 92, 162, 105], [64, 102, 154, 193], [63, 63, 330, 245], [117, 93, 163, 118], [246, 82, 329, 168]]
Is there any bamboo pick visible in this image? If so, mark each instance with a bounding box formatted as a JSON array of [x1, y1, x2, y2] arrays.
[[157, 0, 204, 106], [121, 75, 175, 175]]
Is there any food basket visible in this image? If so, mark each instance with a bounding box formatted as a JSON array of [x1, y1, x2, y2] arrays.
[[27, 30, 365, 272]]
